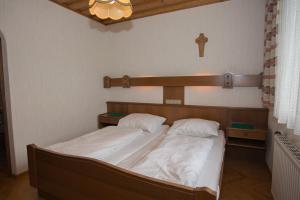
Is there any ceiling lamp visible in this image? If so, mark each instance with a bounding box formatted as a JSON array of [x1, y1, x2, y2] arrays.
[[89, 0, 133, 20]]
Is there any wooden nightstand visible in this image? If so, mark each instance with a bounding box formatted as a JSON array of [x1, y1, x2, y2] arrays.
[[226, 128, 267, 150], [98, 113, 126, 128]]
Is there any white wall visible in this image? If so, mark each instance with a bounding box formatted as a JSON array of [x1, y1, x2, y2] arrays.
[[0, 0, 110, 174], [105, 0, 266, 108]]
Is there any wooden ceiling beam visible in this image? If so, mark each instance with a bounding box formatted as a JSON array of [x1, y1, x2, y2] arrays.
[[102, 0, 228, 25], [131, 0, 157, 6], [49, 0, 103, 24], [54, 0, 73, 3], [68, 1, 88, 10], [63, 0, 83, 5], [49, 0, 229, 25], [133, 0, 164, 12]]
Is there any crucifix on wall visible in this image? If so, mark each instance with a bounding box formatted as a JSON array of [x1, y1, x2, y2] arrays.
[[195, 33, 208, 57]]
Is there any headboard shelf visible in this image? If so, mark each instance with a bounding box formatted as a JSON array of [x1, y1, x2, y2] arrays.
[[103, 73, 263, 88], [106, 101, 269, 131]]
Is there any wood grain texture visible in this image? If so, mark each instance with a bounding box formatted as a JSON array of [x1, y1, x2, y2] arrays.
[[222, 146, 273, 200], [98, 113, 124, 127], [26, 144, 37, 187], [103, 74, 263, 88], [0, 172, 40, 200], [226, 128, 267, 141], [49, 0, 229, 25], [227, 108, 268, 129], [163, 86, 184, 105], [195, 33, 208, 57], [106, 101, 269, 131]]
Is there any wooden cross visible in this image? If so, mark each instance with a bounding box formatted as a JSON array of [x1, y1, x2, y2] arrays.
[[195, 33, 208, 57]]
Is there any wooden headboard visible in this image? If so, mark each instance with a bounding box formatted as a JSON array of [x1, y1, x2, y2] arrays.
[[103, 74, 263, 106], [107, 102, 269, 131]]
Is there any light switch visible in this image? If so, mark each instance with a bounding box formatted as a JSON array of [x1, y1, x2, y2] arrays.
[[165, 99, 182, 105]]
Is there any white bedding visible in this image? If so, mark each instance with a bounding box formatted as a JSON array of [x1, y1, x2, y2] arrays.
[[100, 125, 169, 165], [47, 125, 169, 164], [195, 132, 225, 193], [131, 133, 215, 187], [47, 125, 224, 199], [47, 126, 143, 160]]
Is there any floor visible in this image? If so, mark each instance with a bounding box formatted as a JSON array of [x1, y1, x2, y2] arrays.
[[221, 147, 273, 200], [0, 172, 40, 200], [0, 148, 273, 200]]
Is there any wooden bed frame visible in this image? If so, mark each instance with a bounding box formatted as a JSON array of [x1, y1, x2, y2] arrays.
[[27, 102, 268, 200]]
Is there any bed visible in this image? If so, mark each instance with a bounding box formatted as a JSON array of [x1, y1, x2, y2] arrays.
[[27, 102, 268, 200]]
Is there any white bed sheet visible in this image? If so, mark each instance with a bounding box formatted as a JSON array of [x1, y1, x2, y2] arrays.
[[129, 133, 214, 187], [120, 130, 225, 197], [101, 125, 169, 165], [195, 131, 225, 192], [47, 126, 143, 159], [47, 125, 169, 165], [117, 127, 168, 168]]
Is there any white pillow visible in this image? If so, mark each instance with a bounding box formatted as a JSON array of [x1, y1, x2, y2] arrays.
[[168, 118, 220, 137], [118, 113, 166, 133]]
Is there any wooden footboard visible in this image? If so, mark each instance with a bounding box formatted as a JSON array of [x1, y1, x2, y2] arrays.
[[27, 144, 217, 200]]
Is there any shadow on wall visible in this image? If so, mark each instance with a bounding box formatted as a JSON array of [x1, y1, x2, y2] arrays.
[[88, 18, 133, 33], [0, 29, 16, 174]]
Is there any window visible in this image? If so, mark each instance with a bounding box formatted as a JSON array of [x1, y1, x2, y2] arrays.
[[274, 0, 300, 135]]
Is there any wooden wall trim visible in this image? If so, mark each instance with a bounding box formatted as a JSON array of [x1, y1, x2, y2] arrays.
[[103, 73, 263, 88], [107, 101, 268, 110]]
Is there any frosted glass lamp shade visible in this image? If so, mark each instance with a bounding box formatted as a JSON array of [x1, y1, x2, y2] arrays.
[[89, 0, 133, 20]]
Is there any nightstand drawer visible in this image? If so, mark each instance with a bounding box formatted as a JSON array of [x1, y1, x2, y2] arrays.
[[98, 113, 126, 128], [99, 116, 120, 125], [227, 128, 267, 141]]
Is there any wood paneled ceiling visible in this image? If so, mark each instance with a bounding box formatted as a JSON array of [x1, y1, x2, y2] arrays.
[[49, 0, 228, 25]]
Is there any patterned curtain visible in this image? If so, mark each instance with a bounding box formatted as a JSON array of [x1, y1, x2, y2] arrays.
[[262, 0, 278, 108]]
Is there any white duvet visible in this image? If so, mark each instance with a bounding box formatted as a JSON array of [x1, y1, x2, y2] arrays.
[[47, 126, 143, 160], [132, 134, 214, 187]]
